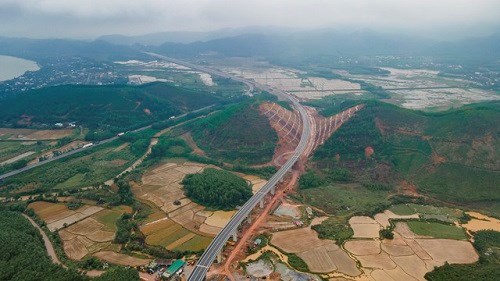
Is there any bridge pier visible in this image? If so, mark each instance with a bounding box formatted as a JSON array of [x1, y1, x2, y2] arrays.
[[260, 199, 264, 208], [271, 186, 276, 195], [217, 250, 223, 263], [246, 214, 252, 224], [232, 230, 238, 242]]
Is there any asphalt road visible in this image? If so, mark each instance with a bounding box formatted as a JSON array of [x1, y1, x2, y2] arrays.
[[145, 53, 311, 281], [0, 104, 215, 181]]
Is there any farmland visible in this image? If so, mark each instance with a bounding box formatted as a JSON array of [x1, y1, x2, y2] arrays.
[[264, 204, 480, 280], [0, 210, 141, 280], [134, 160, 267, 252], [0, 138, 145, 195], [28, 201, 137, 262]]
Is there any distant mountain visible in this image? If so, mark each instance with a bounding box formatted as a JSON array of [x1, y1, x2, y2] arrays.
[[155, 30, 499, 65], [98, 26, 295, 46], [423, 33, 500, 61], [155, 30, 432, 59], [0, 37, 142, 61]]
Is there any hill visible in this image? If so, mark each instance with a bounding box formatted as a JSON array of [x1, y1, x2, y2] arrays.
[[188, 101, 278, 165], [0, 37, 142, 61], [0, 83, 219, 140], [312, 100, 500, 215], [155, 30, 500, 70]]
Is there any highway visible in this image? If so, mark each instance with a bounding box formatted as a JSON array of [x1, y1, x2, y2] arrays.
[[0, 104, 215, 181], [145, 53, 311, 281]]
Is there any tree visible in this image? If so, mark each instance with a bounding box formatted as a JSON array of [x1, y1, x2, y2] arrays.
[[182, 168, 251, 210]]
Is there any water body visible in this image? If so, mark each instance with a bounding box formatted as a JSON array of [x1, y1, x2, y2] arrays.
[[0, 55, 40, 82]]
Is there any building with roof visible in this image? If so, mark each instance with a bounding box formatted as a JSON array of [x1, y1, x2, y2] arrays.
[[161, 259, 186, 280]]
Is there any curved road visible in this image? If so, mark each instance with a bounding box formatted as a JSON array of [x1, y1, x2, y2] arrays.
[[22, 214, 65, 267], [145, 53, 311, 281]]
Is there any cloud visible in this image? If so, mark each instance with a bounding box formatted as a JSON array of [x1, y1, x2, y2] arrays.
[[0, 0, 498, 39]]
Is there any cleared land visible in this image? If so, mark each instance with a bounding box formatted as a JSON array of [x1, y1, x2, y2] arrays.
[[0, 128, 74, 140], [342, 215, 478, 281], [28, 201, 103, 231], [29, 201, 132, 260], [93, 251, 151, 267], [271, 227, 359, 275]]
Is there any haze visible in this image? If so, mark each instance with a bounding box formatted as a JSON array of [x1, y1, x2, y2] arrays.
[[1, 0, 499, 40]]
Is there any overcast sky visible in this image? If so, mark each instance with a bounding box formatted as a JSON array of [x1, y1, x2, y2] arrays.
[[0, 0, 499, 40]]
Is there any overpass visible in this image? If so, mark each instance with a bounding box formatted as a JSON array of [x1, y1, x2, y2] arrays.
[[146, 53, 311, 281]]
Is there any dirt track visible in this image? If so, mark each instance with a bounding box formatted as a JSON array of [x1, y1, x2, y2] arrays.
[[22, 214, 65, 267]]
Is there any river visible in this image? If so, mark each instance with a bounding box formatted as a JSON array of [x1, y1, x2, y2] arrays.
[[0, 55, 39, 82]]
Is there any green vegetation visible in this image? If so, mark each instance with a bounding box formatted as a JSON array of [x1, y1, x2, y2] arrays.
[[0, 141, 48, 162], [380, 228, 394, 239], [311, 100, 500, 215], [189, 101, 278, 164], [426, 230, 500, 281], [298, 170, 325, 189], [114, 213, 135, 244], [286, 253, 309, 272], [0, 138, 145, 195], [311, 218, 354, 243], [92, 267, 139, 281], [0, 211, 85, 281], [0, 83, 219, 140], [149, 137, 193, 160], [389, 203, 464, 223], [299, 183, 390, 216], [406, 220, 467, 240], [182, 168, 252, 210]]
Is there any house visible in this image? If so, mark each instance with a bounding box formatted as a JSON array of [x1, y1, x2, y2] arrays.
[[254, 238, 262, 246], [305, 207, 313, 218], [161, 259, 186, 280]]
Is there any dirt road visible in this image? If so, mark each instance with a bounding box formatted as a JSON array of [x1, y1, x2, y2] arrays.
[[22, 214, 65, 268]]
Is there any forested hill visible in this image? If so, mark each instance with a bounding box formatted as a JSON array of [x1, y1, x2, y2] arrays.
[[313, 100, 500, 215], [0, 82, 219, 140], [0, 37, 142, 61], [188, 101, 278, 165]]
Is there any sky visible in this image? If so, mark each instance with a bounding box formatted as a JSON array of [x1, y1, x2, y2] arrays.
[[0, 0, 499, 40]]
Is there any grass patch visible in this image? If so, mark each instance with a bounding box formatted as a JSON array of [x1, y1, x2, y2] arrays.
[[311, 217, 353, 243], [406, 221, 467, 240], [299, 183, 390, 216], [287, 253, 309, 272], [174, 235, 212, 252]]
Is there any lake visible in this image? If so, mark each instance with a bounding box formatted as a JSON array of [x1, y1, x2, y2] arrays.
[[0, 55, 40, 82]]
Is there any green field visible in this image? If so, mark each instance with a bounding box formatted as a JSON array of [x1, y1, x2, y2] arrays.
[[389, 204, 464, 222], [406, 221, 467, 240], [189, 101, 278, 164], [299, 183, 390, 216], [0, 140, 142, 195], [174, 235, 212, 252], [0, 83, 219, 140]]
